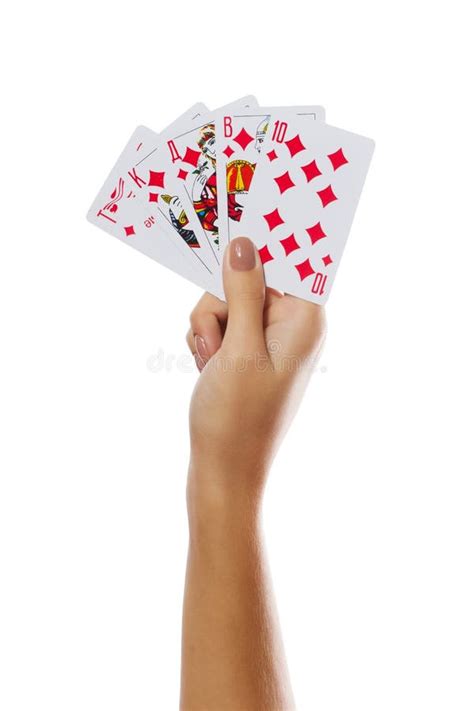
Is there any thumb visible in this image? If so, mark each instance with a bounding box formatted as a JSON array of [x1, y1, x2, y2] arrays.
[[222, 236, 266, 350]]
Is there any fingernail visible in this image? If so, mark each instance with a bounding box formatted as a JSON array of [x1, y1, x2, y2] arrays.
[[194, 334, 208, 361], [229, 237, 256, 271]]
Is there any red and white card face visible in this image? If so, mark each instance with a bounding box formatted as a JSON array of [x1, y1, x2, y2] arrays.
[[239, 116, 375, 304], [120, 126, 220, 277], [86, 125, 215, 292], [87, 98, 374, 304], [215, 106, 326, 250], [87, 104, 228, 297], [156, 96, 258, 263]]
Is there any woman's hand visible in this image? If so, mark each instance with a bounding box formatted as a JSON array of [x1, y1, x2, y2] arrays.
[[182, 237, 325, 710], [186, 236, 326, 511]]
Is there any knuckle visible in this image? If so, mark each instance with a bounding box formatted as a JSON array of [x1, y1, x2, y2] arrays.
[[189, 294, 209, 327], [185, 328, 194, 349], [234, 288, 265, 304], [189, 306, 203, 329]]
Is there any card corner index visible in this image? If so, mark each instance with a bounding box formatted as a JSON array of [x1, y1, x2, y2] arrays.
[[86, 198, 101, 225]]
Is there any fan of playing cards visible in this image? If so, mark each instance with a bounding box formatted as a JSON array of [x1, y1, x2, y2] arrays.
[[87, 96, 374, 304]]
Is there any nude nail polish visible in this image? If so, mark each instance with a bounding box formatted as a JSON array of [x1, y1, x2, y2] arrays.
[[194, 334, 208, 361], [229, 237, 256, 271]]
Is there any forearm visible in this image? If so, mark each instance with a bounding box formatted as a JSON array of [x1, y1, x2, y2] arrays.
[[180, 462, 295, 711]]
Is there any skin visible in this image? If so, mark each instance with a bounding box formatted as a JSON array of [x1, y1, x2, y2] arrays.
[[181, 237, 326, 711]]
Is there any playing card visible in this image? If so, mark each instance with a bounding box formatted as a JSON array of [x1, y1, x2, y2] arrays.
[[239, 116, 375, 304], [154, 96, 258, 262], [121, 125, 219, 277], [215, 105, 326, 249], [87, 104, 227, 295], [87, 126, 217, 291]]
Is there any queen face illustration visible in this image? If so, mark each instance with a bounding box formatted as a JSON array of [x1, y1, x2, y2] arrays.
[[202, 134, 216, 162]]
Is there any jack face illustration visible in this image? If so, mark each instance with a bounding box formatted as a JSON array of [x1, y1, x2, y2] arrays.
[[226, 160, 255, 222], [225, 115, 271, 223]]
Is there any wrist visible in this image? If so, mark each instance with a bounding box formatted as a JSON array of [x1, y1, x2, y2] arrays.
[[186, 457, 267, 538]]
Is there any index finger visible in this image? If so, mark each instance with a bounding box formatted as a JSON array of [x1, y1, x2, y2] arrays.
[[188, 292, 229, 362]]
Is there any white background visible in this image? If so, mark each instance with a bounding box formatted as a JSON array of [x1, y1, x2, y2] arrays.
[[1, 1, 473, 709]]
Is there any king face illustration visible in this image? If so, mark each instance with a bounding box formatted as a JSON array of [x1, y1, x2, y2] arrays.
[[161, 194, 199, 248]]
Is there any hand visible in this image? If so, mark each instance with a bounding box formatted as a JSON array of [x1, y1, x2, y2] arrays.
[[182, 238, 323, 709], [186, 237, 326, 512]]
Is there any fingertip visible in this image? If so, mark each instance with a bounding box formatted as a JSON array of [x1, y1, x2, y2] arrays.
[[194, 334, 207, 359], [225, 236, 261, 272], [192, 315, 223, 360], [264, 287, 284, 307]]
